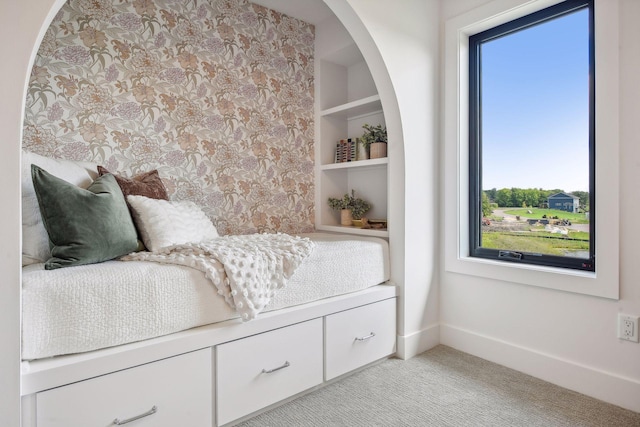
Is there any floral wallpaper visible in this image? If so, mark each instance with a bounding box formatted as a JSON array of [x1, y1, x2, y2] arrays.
[[23, 0, 315, 236]]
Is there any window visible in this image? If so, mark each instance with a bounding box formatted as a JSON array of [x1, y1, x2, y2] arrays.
[[468, 0, 594, 271], [443, 0, 619, 299]]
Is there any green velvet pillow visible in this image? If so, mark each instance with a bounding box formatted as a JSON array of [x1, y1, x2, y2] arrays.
[[31, 164, 139, 270]]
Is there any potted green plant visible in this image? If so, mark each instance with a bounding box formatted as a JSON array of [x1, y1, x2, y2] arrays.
[[328, 190, 371, 226], [361, 123, 387, 159]]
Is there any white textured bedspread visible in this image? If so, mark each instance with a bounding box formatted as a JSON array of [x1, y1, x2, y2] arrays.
[[22, 233, 389, 360], [122, 233, 316, 320]]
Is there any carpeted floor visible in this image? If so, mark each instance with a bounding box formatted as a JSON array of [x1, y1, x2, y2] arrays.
[[237, 345, 640, 427]]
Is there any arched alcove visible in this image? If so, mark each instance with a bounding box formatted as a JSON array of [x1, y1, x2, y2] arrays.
[[0, 1, 403, 421], [1, 1, 438, 423]]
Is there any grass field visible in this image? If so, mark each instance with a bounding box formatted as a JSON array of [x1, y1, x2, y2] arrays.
[[502, 208, 589, 224], [481, 230, 589, 256], [483, 207, 590, 256]]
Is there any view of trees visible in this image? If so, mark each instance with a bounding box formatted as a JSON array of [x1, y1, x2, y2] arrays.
[[481, 192, 492, 217], [483, 188, 589, 211]]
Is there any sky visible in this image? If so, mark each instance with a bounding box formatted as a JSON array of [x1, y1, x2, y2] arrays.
[[480, 7, 590, 192]]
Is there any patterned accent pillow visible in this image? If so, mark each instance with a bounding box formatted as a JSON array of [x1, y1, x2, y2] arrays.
[[127, 195, 219, 252], [97, 166, 168, 201]]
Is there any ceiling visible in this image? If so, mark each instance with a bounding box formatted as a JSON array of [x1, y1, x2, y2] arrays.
[[250, 0, 334, 25]]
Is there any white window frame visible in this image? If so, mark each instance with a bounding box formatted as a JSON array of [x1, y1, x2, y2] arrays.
[[443, 0, 619, 299]]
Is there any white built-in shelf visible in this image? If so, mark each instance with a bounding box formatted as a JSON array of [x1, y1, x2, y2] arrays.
[[317, 39, 387, 240], [320, 95, 382, 119], [320, 157, 388, 170], [316, 224, 389, 238]]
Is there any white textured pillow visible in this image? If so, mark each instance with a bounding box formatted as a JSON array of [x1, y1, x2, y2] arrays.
[[127, 195, 219, 252], [22, 151, 98, 265]]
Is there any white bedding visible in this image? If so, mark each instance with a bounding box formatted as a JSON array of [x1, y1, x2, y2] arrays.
[[22, 233, 389, 360], [123, 233, 316, 320]]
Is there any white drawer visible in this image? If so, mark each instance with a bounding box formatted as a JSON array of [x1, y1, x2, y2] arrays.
[[216, 319, 323, 425], [325, 298, 397, 380], [36, 349, 213, 427]]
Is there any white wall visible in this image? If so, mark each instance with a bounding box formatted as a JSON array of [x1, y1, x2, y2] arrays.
[[0, 1, 66, 423], [440, 0, 640, 412]]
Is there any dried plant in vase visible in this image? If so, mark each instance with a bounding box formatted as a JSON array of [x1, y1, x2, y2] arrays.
[[328, 190, 371, 225]]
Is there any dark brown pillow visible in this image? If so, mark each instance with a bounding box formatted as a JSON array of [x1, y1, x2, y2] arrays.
[[97, 166, 169, 201]]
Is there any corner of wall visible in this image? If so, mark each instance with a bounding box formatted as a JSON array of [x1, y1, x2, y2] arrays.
[[396, 324, 440, 360]]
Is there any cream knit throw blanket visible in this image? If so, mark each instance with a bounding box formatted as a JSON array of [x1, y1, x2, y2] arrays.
[[123, 233, 315, 320]]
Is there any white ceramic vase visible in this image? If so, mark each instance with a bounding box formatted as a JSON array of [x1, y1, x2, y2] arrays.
[[356, 140, 369, 161]]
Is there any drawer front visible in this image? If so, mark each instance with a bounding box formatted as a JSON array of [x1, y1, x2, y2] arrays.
[[216, 319, 323, 425], [36, 349, 213, 427], [325, 298, 397, 380]]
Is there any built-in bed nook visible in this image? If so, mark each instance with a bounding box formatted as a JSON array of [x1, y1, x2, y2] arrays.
[[19, 1, 397, 425], [20, 155, 396, 426]]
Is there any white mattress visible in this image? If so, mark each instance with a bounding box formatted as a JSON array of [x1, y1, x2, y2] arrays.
[[22, 233, 389, 360]]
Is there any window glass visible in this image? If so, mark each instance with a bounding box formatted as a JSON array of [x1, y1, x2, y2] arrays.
[[469, 0, 594, 271]]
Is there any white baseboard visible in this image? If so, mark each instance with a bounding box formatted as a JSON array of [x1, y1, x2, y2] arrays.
[[440, 323, 640, 413], [396, 324, 440, 360]]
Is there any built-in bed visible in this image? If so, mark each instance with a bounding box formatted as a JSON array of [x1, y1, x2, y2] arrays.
[[20, 151, 397, 427]]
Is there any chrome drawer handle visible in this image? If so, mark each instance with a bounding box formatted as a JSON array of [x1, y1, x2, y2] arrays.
[[262, 361, 290, 374], [355, 332, 376, 342], [113, 405, 157, 425]]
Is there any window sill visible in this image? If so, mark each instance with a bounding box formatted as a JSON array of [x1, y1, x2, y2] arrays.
[[445, 254, 619, 300]]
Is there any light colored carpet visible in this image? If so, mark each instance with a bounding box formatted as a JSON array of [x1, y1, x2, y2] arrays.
[[237, 345, 640, 426]]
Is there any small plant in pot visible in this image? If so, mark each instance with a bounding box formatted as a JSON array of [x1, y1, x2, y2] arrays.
[[361, 123, 387, 159], [328, 190, 371, 226]]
